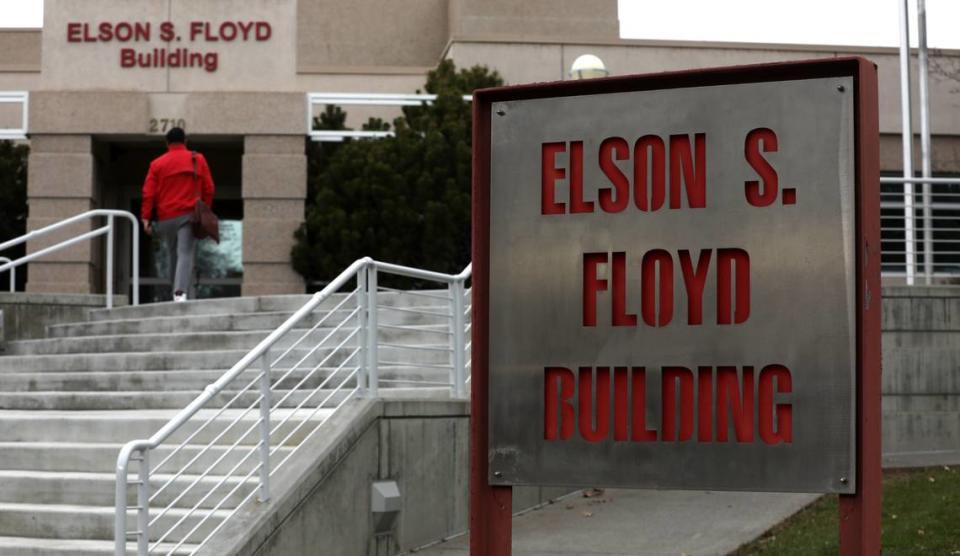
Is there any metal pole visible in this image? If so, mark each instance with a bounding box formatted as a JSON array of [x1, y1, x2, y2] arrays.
[[137, 450, 150, 555], [106, 215, 114, 309], [899, 0, 917, 285], [451, 280, 466, 398], [258, 349, 271, 502], [918, 0, 934, 283], [131, 217, 140, 306], [9, 266, 14, 292], [367, 266, 378, 398], [357, 268, 368, 395]]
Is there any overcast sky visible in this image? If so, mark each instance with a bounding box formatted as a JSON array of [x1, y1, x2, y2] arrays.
[[2, 0, 960, 49]]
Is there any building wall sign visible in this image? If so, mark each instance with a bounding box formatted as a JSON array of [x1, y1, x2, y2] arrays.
[[65, 20, 273, 72], [474, 60, 880, 497], [41, 0, 296, 92]]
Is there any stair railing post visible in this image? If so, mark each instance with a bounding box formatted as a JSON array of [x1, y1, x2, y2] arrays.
[[106, 214, 115, 309], [137, 449, 150, 555], [367, 264, 379, 398], [357, 267, 369, 395], [258, 349, 271, 502], [450, 279, 466, 398]]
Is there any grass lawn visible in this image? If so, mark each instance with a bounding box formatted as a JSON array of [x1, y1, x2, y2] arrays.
[[734, 466, 960, 555]]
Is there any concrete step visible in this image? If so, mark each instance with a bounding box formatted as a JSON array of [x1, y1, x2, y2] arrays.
[[47, 305, 451, 338], [0, 502, 226, 543], [0, 469, 253, 509], [0, 441, 293, 475], [0, 365, 451, 393], [85, 290, 452, 322], [0, 389, 356, 410], [8, 323, 452, 356], [0, 535, 196, 556], [0, 344, 452, 373], [0, 409, 332, 444]]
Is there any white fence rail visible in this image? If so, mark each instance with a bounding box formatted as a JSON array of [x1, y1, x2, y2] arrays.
[[114, 258, 471, 555], [0, 210, 140, 307], [306, 92, 473, 142], [0, 257, 14, 292], [0, 91, 28, 140], [881, 176, 960, 284]]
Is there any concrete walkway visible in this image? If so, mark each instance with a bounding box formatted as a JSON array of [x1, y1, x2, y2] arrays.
[[415, 450, 960, 556], [415, 489, 818, 556]]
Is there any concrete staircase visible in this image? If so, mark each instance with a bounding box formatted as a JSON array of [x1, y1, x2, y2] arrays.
[[0, 293, 456, 555]]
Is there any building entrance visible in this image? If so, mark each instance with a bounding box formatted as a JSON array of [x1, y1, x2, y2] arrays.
[[96, 136, 243, 302]]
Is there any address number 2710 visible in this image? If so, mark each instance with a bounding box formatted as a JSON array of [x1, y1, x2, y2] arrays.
[[149, 118, 186, 133]]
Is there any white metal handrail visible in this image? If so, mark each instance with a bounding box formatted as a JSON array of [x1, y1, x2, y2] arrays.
[[306, 92, 473, 142], [0, 91, 28, 140], [0, 210, 140, 308], [881, 176, 960, 283], [114, 257, 471, 555]]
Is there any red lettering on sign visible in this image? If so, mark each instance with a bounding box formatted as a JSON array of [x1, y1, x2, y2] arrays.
[[67, 23, 82, 42], [631, 367, 658, 441], [641, 249, 673, 327], [661, 366, 694, 441], [582, 252, 607, 327], [759, 364, 793, 444], [569, 141, 593, 213], [679, 249, 711, 325], [579, 367, 611, 442], [599, 137, 630, 212], [612, 252, 637, 326], [256, 21, 272, 41], [541, 142, 566, 215], [745, 127, 780, 207], [717, 366, 755, 443], [120, 48, 136, 68], [698, 366, 713, 442], [635, 135, 666, 211], [613, 367, 630, 441], [544, 367, 575, 440], [669, 133, 707, 209], [717, 248, 750, 325]]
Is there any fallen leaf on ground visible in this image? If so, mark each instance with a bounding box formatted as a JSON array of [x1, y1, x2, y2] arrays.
[[582, 511, 593, 517]]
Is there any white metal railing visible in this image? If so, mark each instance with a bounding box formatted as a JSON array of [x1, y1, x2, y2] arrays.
[[306, 92, 473, 142], [0, 210, 140, 307], [114, 258, 471, 555], [881, 176, 960, 284], [0, 91, 28, 140]]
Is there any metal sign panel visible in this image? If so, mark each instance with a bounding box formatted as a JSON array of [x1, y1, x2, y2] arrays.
[[486, 76, 857, 493]]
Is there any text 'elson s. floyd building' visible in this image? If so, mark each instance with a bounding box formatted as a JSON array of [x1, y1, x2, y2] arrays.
[[2, 0, 960, 299]]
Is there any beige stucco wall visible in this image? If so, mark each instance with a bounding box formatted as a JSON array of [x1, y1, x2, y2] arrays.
[[296, 0, 448, 73], [447, 39, 960, 137]]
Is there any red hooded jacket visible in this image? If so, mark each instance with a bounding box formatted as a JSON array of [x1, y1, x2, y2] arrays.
[[141, 143, 215, 221]]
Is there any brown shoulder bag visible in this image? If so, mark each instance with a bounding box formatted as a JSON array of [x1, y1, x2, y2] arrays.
[[190, 151, 220, 243]]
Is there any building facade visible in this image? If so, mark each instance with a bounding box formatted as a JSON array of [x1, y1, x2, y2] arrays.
[[1, 0, 958, 298]]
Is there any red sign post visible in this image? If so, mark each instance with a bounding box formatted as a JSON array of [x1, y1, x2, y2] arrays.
[[471, 57, 880, 555]]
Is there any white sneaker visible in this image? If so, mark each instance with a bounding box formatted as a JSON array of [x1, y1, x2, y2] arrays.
[[173, 292, 187, 303]]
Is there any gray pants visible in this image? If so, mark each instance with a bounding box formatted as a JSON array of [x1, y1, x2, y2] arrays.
[[155, 214, 196, 295]]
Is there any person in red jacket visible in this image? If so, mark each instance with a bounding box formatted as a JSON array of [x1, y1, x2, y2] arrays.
[[141, 127, 215, 302]]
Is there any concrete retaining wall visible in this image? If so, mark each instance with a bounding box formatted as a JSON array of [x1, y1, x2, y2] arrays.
[[882, 286, 960, 465], [0, 292, 122, 342], [203, 398, 567, 556]]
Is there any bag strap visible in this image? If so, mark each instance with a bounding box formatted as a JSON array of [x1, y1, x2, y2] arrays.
[[191, 151, 201, 202]]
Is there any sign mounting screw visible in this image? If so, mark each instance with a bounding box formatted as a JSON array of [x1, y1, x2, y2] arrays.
[[840, 476, 849, 485], [493, 471, 503, 478], [496, 105, 506, 116], [837, 84, 846, 92]]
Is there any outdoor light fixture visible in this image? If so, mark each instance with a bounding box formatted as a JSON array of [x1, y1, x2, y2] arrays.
[[569, 54, 608, 79]]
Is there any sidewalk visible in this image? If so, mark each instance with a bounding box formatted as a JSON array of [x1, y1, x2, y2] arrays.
[[416, 489, 817, 556]]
